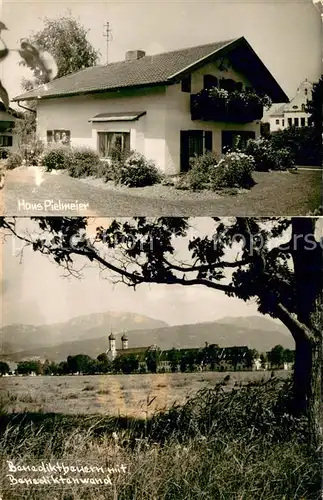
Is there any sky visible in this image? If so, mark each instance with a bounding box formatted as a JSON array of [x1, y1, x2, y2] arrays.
[[0, 0, 322, 105], [2, 217, 322, 328], [2, 217, 265, 327]]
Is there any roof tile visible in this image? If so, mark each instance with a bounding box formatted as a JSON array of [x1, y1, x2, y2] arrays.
[[13, 39, 235, 101]]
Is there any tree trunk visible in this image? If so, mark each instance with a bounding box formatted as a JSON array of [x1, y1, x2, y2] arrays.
[[289, 219, 322, 446], [308, 337, 323, 449]]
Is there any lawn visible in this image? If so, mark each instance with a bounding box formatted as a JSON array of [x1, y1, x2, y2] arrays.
[[0, 370, 290, 417], [77, 168, 322, 215]]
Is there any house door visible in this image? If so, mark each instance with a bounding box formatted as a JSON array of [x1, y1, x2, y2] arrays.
[[221, 131, 256, 153], [180, 130, 212, 172]]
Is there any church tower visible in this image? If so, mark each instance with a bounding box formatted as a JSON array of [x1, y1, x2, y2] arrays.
[[106, 330, 117, 361], [121, 331, 128, 350]]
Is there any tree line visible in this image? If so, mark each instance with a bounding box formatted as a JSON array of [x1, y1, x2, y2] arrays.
[[0, 344, 295, 376]]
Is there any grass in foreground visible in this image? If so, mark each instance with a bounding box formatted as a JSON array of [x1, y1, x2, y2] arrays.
[[0, 375, 321, 499]]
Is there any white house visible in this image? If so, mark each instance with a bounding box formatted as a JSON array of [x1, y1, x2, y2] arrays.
[[0, 102, 19, 153], [13, 36, 288, 175], [267, 80, 313, 132]]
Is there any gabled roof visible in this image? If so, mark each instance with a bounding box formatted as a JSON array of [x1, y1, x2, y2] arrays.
[[12, 37, 289, 103]]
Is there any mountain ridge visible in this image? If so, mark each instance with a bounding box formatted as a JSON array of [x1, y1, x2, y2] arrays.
[[0, 314, 294, 362]]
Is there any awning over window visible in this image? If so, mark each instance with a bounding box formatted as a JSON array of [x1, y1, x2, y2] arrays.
[[89, 111, 146, 123]]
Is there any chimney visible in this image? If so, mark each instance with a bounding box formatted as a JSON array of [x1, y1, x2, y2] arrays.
[[125, 50, 146, 61]]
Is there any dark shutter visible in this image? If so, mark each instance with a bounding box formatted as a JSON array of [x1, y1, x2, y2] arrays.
[[203, 75, 218, 90], [204, 131, 213, 152], [221, 131, 233, 153], [180, 131, 190, 172], [181, 74, 191, 93], [47, 130, 53, 144]]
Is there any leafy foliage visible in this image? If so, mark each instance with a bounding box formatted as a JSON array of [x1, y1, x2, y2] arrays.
[[209, 152, 255, 189], [6, 151, 23, 169], [306, 76, 323, 132], [0, 148, 9, 159], [113, 354, 139, 374], [19, 16, 100, 89], [187, 151, 219, 191], [0, 361, 9, 375], [114, 151, 162, 187], [270, 126, 321, 167], [40, 145, 73, 171], [0, 21, 57, 109], [244, 137, 295, 171], [67, 147, 101, 178]]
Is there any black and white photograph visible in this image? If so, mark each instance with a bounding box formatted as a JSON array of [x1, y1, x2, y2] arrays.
[[0, 0, 322, 498], [0, 216, 322, 499], [0, 0, 321, 216]]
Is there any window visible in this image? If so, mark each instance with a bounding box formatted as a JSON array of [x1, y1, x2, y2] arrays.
[[181, 74, 191, 93], [294, 117, 299, 127], [219, 78, 238, 92], [0, 135, 13, 147], [47, 130, 70, 145], [292, 105, 298, 110], [288, 118, 292, 127], [301, 117, 306, 127], [301, 104, 306, 111], [221, 131, 256, 153], [282, 120, 285, 126], [97, 132, 130, 158], [180, 130, 212, 171], [304, 88, 308, 96], [203, 74, 218, 90], [275, 119, 280, 125]]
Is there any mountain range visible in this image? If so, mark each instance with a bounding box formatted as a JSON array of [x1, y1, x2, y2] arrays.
[[0, 311, 294, 362]]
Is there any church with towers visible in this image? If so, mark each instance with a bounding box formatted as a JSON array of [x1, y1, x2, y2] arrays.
[[105, 329, 160, 364], [106, 330, 129, 361]]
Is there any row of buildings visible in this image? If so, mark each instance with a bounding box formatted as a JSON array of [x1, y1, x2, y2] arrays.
[[1, 36, 314, 172], [106, 331, 293, 372]]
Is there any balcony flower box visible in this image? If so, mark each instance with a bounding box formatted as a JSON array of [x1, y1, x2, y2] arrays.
[[191, 87, 272, 123]]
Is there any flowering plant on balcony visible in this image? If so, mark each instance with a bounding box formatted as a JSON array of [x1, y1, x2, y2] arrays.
[[207, 87, 272, 110]]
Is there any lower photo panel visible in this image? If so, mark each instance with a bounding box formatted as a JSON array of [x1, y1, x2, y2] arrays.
[[0, 216, 322, 499]]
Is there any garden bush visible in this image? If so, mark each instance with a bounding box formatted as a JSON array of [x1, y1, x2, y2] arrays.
[[187, 151, 219, 191], [6, 151, 23, 169], [115, 151, 162, 187], [19, 136, 45, 166], [67, 146, 101, 178], [41, 145, 73, 171], [244, 138, 295, 171], [0, 148, 9, 160], [244, 138, 277, 171], [209, 151, 255, 190], [270, 126, 321, 166]]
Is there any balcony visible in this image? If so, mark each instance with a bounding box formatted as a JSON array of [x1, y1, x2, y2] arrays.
[[190, 88, 266, 123]]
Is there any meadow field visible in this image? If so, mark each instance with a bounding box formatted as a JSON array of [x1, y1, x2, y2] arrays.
[[0, 370, 320, 500], [0, 370, 290, 417]]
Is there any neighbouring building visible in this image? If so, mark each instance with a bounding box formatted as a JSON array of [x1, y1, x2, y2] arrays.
[[0, 102, 19, 153], [12, 36, 288, 175], [267, 80, 313, 132]]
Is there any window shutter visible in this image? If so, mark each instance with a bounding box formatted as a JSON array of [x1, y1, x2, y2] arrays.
[[180, 131, 190, 172], [47, 130, 53, 144], [204, 131, 213, 152], [97, 132, 106, 157], [203, 75, 218, 90], [181, 75, 191, 93]]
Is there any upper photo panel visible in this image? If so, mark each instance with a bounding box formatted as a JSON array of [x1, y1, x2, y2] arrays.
[[0, 0, 322, 216]]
